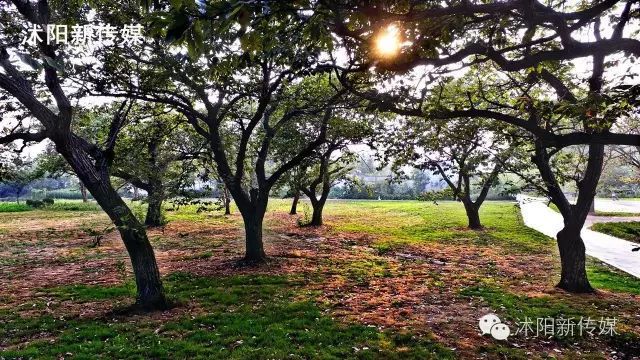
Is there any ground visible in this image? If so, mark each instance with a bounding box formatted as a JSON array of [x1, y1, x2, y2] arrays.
[[0, 200, 639, 359]]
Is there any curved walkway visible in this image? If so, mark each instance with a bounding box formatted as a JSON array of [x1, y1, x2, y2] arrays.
[[517, 195, 640, 279]]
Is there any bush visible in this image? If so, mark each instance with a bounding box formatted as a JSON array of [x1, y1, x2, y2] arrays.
[[417, 188, 455, 202], [26, 199, 45, 208], [297, 203, 312, 227], [42, 198, 54, 205]]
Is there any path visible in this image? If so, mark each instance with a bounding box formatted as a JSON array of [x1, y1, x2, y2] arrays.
[[517, 195, 640, 279], [585, 215, 640, 226]]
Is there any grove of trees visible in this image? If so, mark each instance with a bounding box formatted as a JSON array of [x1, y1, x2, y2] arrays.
[[1, 0, 639, 309]]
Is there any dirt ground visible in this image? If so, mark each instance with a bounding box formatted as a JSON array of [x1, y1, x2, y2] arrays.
[[1, 202, 639, 359]]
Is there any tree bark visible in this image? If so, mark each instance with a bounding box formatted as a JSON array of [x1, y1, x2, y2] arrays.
[[223, 186, 231, 215], [79, 181, 88, 202], [60, 142, 168, 310], [289, 191, 300, 215], [240, 206, 267, 263], [462, 200, 482, 229], [145, 187, 164, 227], [88, 183, 167, 308], [309, 194, 328, 226], [556, 224, 593, 293], [533, 140, 602, 293]]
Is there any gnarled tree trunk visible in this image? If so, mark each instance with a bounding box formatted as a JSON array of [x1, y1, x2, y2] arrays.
[[60, 141, 168, 309], [308, 187, 329, 226], [309, 198, 325, 226], [533, 140, 603, 293], [556, 224, 592, 292]]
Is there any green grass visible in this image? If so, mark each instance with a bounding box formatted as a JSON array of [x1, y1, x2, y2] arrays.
[[586, 259, 640, 295], [299, 200, 554, 254], [1, 274, 454, 359], [44, 200, 102, 212], [590, 221, 640, 243], [461, 284, 587, 333], [460, 283, 640, 355], [594, 211, 640, 217], [0, 202, 32, 212], [0, 200, 102, 213]]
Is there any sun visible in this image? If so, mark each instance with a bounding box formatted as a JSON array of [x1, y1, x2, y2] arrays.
[[374, 24, 401, 59]]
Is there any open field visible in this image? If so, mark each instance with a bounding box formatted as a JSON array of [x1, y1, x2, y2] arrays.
[[0, 200, 639, 359]]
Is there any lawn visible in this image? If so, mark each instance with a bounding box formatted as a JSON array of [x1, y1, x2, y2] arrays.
[[590, 221, 640, 244], [0, 200, 639, 359]]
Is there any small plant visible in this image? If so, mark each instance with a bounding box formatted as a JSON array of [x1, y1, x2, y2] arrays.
[[82, 225, 115, 247], [297, 202, 311, 227], [130, 202, 147, 223]]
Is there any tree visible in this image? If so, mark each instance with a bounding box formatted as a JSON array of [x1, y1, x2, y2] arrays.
[[295, 110, 367, 226], [299, 143, 356, 227], [0, 155, 44, 203], [275, 166, 306, 215], [0, 1, 167, 309], [110, 106, 203, 227], [613, 117, 640, 176], [381, 116, 516, 229], [90, 1, 355, 263], [37, 146, 91, 202], [326, 0, 640, 293]]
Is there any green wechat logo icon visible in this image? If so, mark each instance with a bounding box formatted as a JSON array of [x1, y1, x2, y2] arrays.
[[479, 314, 510, 340]]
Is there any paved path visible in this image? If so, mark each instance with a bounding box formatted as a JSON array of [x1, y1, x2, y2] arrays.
[[585, 215, 640, 226], [517, 196, 640, 278], [594, 198, 640, 214]]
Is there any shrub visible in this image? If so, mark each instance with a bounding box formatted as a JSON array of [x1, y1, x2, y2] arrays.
[[297, 203, 312, 227], [42, 198, 54, 205], [25, 199, 45, 208], [417, 188, 455, 202]]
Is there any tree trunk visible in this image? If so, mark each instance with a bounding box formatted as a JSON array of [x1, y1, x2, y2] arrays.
[[532, 140, 604, 294], [235, 189, 268, 263], [309, 198, 326, 226], [15, 190, 20, 204], [61, 144, 168, 310], [289, 191, 299, 215], [588, 200, 595, 215], [463, 201, 482, 229], [145, 188, 164, 227], [241, 208, 267, 263], [223, 187, 231, 215], [556, 224, 593, 293], [79, 181, 88, 202], [89, 185, 168, 308]]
